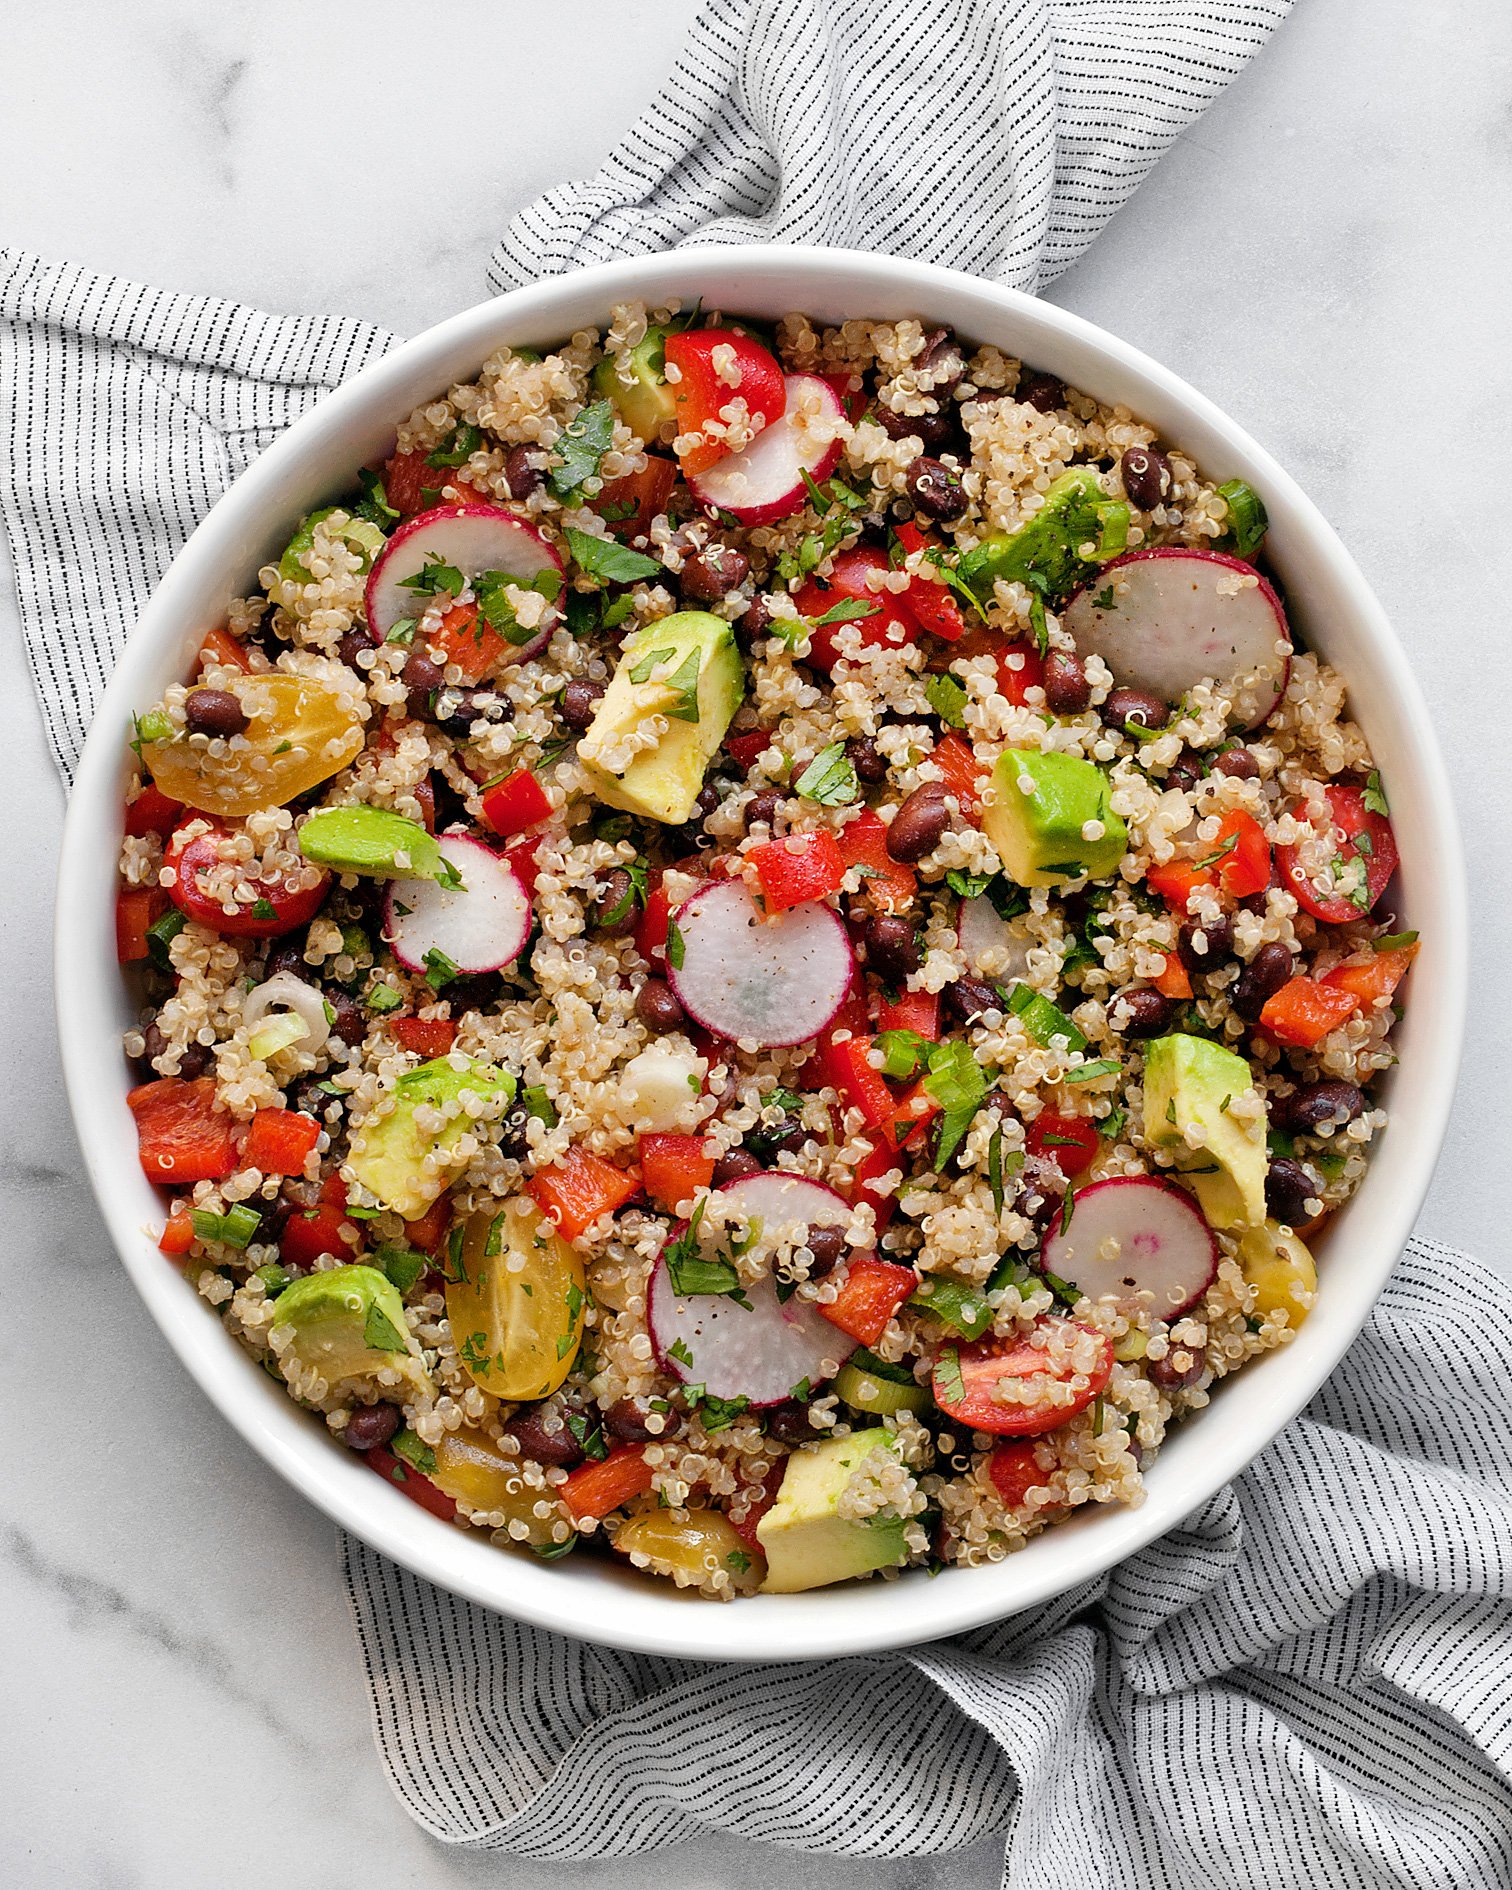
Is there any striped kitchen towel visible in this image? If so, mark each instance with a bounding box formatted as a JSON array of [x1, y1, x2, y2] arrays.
[[15, 5, 1507, 1888]]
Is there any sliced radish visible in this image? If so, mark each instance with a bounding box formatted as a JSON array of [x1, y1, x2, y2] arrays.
[[1062, 548, 1291, 730], [384, 833, 531, 976], [365, 503, 564, 656], [1039, 1176, 1217, 1321], [687, 373, 845, 528], [956, 895, 1035, 981], [648, 1172, 856, 1405], [666, 879, 854, 1047]]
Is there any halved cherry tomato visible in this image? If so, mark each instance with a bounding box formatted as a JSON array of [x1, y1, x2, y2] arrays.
[[166, 827, 329, 939], [528, 1147, 640, 1240], [639, 1132, 716, 1213], [663, 329, 786, 475], [878, 988, 940, 1039], [391, 1016, 458, 1058], [931, 1318, 1113, 1437], [1258, 976, 1362, 1049], [838, 808, 917, 915], [481, 768, 552, 837], [1025, 1113, 1098, 1178], [116, 886, 167, 964], [820, 1255, 918, 1347], [198, 626, 253, 674], [891, 522, 967, 642], [127, 1078, 238, 1185], [988, 1440, 1051, 1508], [1275, 782, 1398, 923], [795, 546, 921, 671], [1320, 941, 1418, 1009], [748, 830, 846, 911], [1152, 953, 1193, 1000], [1146, 808, 1271, 911], [243, 1108, 321, 1177], [124, 782, 183, 837], [592, 455, 677, 539], [366, 1443, 458, 1521], [281, 1174, 359, 1270], [929, 732, 986, 819], [560, 1445, 656, 1522]]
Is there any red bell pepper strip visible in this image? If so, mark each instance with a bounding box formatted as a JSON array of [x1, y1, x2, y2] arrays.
[[837, 808, 917, 915], [504, 834, 543, 899], [1146, 809, 1271, 911], [878, 987, 940, 1039], [1025, 1112, 1098, 1178], [663, 329, 786, 474], [116, 886, 166, 964], [1276, 782, 1398, 923], [158, 1204, 196, 1256], [820, 1255, 919, 1347], [366, 1443, 458, 1521], [817, 1033, 896, 1142], [166, 827, 330, 939], [561, 1445, 657, 1522], [429, 600, 509, 685], [528, 1147, 640, 1240], [891, 521, 967, 641], [1320, 942, 1418, 1009], [996, 641, 1046, 707], [198, 626, 253, 673], [243, 1108, 321, 1177], [124, 782, 183, 837], [635, 874, 672, 965], [638, 1133, 716, 1213], [482, 768, 553, 837], [795, 545, 923, 670], [390, 1016, 458, 1058], [890, 1079, 939, 1150], [748, 830, 847, 911], [592, 454, 678, 539], [988, 1440, 1050, 1508], [1152, 952, 1193, 1000], [127, 1078, 239, 1185], [1258, 976, 1361, 1048], [847, 1136, 902, 1236], [280, 1175, 360, 1270], [929, 733, 986, 819]]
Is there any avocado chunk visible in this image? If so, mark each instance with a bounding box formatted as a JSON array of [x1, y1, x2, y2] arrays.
[[346, 1056, 515, 1220], [757, 1428, 911, 1593], [297, 805, 455, 882], [1143, 1033, 1269, 1230], [578, 610, 744, 825], [956, 466, 1128, 605], [983, 747, 1127, 887], [270, 1263, 432, 1399], [591, 325, 677, 442]]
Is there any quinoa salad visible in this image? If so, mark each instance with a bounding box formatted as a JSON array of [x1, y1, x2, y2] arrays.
[[115, 305, 1416, 1600]]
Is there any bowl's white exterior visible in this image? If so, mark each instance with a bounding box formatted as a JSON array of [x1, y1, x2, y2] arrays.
[[55, 248, 1466, 1660]]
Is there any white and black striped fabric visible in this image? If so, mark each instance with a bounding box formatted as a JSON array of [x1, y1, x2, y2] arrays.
[[16, 6, 1512, 1884]]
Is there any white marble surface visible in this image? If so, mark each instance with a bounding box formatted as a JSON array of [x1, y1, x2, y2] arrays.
[[3, 1, 1510, 1883]]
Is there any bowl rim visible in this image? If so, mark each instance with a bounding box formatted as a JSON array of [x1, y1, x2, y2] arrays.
[[55, 244, 1468, 1660]]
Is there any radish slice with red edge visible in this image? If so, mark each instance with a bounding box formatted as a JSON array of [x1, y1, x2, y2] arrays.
[[648, 1172, 857, 1405], [956, 895, 1034, 980], [931, 1317, 1113, 1437], [666, 878, 853, 1047], [687, 373, 845, 528], [1062, 548, 1291, 730], [365, 503, 564, 657], [1039, 1175, 1217, 1321], [384, 833, 531, 976]]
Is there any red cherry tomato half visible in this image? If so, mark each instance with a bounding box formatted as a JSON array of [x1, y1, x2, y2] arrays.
[[795, 546, 922, 670], [987, 1440, 1051, 1508], [166, 828, 330, 938], [1025, 1113, 1099, 1178], [662, 329, 786, 476], [1275, 782, 1398, 923], [931, 1318, 1113, 1437]]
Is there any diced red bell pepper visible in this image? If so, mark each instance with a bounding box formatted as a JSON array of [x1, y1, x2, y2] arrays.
[[116, 886, 167, 964], [561, 1445, 657, 1522], [748, 830, 847, 911], [847, 1136, 902, 1236], [198, 626, 253, 673], [837, 808, 917, 915], [795, 546, 922, 670], [391, 1016, 458, 1058], [730, 1461, 786, 1556], [383, 448, 488, 518], [280, 1174, 359, 1270], [482, 768, 553, 837], [821, 370, 869, 424], [158, 1204, 196, 1256], [1025, 1112, 1099, 1178], [1320, 942, 1418, 1010], [820, 1255, 919, 1347], [996, 641, 1045, 708], [1276, 782, 1399, 923], [592, 455, 677, 540], [663, 328, 786, 474], [528, 1147, 640, 1239], [988, 1440, 1050, 1508], [890, 1079, 940, 1149], [366, 1443, 458, 1521], [1258, 976, 1361, 1049], [891, 521, 967, 642], [931, 1319, 1113, 1438], [635, 874, 672, 965], [726, 728, 775, 771], [878, 987, 940, 1039], [166, 827, 330, 939], [244, 1108, 321, 1177], [504, 834, 543, 898], [127, 1078, 238, 1185], [817, 1033, 896, 1142], [1146, 809, 1271, 911], [639, 1133, 716, 1213], [929, 733, 986, 819], [403, 1194, 453, 1256], [1152, 952, 1194, 1000], [124, 782, 183, 837]]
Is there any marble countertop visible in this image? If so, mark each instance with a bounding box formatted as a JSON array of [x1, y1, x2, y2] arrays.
[[3, 1, 1509, 1884]]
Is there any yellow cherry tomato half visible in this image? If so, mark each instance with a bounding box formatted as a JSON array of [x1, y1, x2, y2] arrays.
[[443, 1198, 587, 1400], [143, 673, 365, 816]]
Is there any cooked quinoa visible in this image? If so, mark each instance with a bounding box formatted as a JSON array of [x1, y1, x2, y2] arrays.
[[114, 305, 1414, 1600]]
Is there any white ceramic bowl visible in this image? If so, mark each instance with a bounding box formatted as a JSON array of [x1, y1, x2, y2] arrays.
[[56, 247, 1466, 1660]]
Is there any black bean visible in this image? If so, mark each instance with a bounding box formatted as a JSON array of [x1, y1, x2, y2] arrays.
[[802, 1225, 848, 1279], [1164, 749, 1204, 795], [338, 627, 376, 672], [402, 648, 445, 696], [636, 978, 686, 1033], [589, 868, 638, 936], [873, 401, 953, 450], [1102, 686, 1170, 732], [1119, 444, 1173, 511], [176, 1042, 212, 1080], [496, 1097, 531, 1162], [605, 1395, 684, 1444], [1017, 371, 1064, 413], [1111, 987, 1177, 1037], [264, 936, 314, 982], [560, 678, 604, 732], [906, 456, 967, 522], [1177, 916, 1235, 974], [1043, 650, 1091, 715], [505, 1409, 582, 1468], [739, 596, 776, 644], [1266, 1158, 1320, 1227], [885, 783, 950, 862], [343, 1404, 401, 1452], [681, 545, 750, 604], [845, 735, 887, 784], [1280, 1080, 1365, 1133], [765, 1400, 822, 1446], [1233, 942, 1294, 1020], [712, 1148, 764, 1186], [431, 687, 485, 736], [326, 988, 367, 1046], [865, 912, 921, 984], [184, 688, 249, 739], [916, 328, 967, 394], [745, 788, 783, 833], [135, 1020, 169, 1075], [1211, 746, 1260, 781], [504, 443, 546, 501], [943, 977, 1001, 1028], [1147, 1346, 1205, 1392]]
